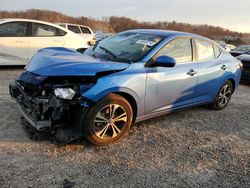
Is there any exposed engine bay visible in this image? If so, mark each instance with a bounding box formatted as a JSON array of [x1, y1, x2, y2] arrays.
[[9, 71, 98, 144]]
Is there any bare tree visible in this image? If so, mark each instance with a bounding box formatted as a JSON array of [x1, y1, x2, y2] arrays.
[[0, 9, 247, 44]]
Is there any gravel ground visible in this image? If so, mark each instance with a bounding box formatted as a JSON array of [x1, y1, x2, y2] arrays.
[[0, 68, 249, 188]]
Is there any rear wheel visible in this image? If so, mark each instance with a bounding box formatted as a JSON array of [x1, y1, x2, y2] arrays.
[[83, 94, 133, 146], [210, 80, 233, 110]]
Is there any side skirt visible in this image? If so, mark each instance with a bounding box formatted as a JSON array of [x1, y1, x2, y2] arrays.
[[135, 100, 212, 123]]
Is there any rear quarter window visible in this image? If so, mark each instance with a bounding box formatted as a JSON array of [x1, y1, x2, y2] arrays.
[[80, 26, 92, 34]]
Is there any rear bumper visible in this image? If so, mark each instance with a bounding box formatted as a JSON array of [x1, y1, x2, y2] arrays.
[[9, 81, 51, 131]]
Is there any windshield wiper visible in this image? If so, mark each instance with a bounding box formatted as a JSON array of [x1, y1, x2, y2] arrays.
[[99, 45, 118, 59], [92, 41, 99, 51], [98, 45, 131, 63]]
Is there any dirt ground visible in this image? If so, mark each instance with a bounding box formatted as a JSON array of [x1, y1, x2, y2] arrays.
[[0, 68, 249, 188]]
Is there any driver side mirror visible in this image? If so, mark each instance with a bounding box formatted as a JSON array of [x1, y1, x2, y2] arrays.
[[154, 55, 176, 67]]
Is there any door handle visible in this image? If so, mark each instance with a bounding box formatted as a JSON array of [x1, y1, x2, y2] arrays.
[[221, 64, 227, 70], [187, 69, 197, 76]]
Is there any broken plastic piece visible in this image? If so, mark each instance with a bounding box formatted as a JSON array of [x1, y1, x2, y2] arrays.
[[54, 88, 76, 100]]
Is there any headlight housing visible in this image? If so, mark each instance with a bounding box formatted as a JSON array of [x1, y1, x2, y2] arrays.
[[54, 88, 76, 100]]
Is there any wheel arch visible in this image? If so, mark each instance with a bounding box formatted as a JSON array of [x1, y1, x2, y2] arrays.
[[228, 78, 236, 92], [221, 72, 238, 93], [113, 92, 138, 123], [86, 87, 140, 123]]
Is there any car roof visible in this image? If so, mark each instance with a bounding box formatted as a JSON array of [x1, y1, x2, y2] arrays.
[[57, 22, 91, 29], [0, 18, 69, 32], [126, 29, 209, 39]]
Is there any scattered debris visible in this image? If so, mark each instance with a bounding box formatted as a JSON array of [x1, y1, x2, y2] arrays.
[[63, 179, 75, 188]]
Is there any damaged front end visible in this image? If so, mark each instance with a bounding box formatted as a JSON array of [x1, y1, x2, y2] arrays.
[[9, 71, 96, 143]]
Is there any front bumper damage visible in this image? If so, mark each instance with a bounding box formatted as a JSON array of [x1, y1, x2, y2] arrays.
[[9, 81, 91, 143], [10, 81, 51, 131]]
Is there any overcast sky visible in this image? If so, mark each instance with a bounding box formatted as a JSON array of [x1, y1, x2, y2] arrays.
[[1, 0, 250, 33]]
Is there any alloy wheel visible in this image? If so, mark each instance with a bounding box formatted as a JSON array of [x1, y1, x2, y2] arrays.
[[218, 84, 232, 107], [93, 104, 128, 139]]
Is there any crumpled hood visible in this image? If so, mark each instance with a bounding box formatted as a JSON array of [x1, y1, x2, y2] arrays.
[[26, 47, 130, 76]]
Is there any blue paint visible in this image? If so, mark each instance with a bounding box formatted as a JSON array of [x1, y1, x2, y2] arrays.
[[22, 30, 242, 122], [26, 47, 129, 76]]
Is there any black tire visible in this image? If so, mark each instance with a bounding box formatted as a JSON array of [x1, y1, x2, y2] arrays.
[[210, 80, 233, 110], [83, 94, 133, 146]]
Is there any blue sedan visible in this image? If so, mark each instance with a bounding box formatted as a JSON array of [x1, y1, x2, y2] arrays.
[[9, 29, 242, 145]]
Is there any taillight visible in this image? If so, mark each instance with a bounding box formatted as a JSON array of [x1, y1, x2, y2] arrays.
[[93, 36, 96, 41]]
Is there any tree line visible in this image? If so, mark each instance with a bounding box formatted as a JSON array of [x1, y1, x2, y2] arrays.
[[0, 9, 248, 45]]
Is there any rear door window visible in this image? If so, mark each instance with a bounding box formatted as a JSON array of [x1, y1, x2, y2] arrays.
[[0, 22, 27, 37], [68, 25, 81, 33], [32, 23, 57, 36], [195, 39, 215, 61], [80, 26, 91, 34]]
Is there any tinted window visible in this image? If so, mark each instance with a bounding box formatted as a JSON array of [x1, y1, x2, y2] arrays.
[[32, 23, 57, 36], [68, 25, 81, 33], [57, 29, 66, 36], [155, 38, 192, 63], [0, 22, 27, 37], [195, 39, 214, 61], [214, 45, 221, 58], [80, 26, 91, 34]]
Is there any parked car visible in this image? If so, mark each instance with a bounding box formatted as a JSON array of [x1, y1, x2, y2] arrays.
[[216, 40, 236, 52], [57, 23, 96, 45], [236, 53, 250, 82], [230, 45, 250, 57], [0, 19, 89, 65], [9, 29, 242, 146], [95, 31, 113, 42], [216, 40, 227, 48], [225, 44, 236, 52]]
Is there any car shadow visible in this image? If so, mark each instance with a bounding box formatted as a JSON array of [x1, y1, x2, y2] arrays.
[[240, 81, 250, 86]]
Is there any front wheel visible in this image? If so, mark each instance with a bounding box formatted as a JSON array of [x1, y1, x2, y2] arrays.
[[210, 80, 233, 110], [83, 94, 133, 146]]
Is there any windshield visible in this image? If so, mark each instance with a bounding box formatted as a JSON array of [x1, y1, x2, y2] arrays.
[[84, 32, 164, 62]]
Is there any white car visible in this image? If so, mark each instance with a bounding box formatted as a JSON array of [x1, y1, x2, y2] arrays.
[[0, 19, 89, 65], [225, 44, 236, 52], [57, 23, 96, 45]]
